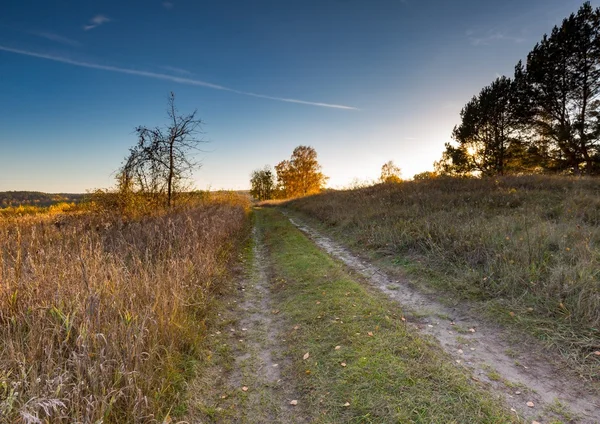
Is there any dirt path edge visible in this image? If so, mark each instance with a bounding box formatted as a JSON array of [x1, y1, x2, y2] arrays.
[[283, 209, 600, 424]]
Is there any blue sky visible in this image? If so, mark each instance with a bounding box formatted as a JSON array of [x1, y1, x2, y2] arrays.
[[0, 0, 594, 192]]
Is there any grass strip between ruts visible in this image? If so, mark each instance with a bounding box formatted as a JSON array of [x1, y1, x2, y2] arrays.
[[258, 207, 515, 424]]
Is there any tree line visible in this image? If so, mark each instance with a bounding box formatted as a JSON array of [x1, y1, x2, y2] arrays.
[[436, 2, 600, 176]]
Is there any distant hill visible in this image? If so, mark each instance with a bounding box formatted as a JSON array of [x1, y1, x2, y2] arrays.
[[0, 191, 86, 208]]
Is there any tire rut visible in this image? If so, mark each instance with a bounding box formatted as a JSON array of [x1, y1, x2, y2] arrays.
[[223, 225, 307, 423], [284, 211, 600, 424]]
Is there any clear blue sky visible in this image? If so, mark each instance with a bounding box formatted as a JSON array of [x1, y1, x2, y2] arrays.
[[0, 0, 594, 192]]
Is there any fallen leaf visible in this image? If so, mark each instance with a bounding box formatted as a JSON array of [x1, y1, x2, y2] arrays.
[[335, 346, 341, 350], [367, 331, 374, 337], [215, 331, 221, 335], [303, 352, 310, 360], [343, 402, 350, 407], [290, 400, 298, 406], [340, 362, 347, 367], [242, 386, 248, 392], [526, 401, 534, 408], [293, 325, 300, 330], [305, 370, 311, 375], [509, 311, 515, 317]]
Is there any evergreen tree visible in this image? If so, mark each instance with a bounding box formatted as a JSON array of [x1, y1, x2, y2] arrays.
[[521, 2, 600, 173], [439, 77, 524, 176]]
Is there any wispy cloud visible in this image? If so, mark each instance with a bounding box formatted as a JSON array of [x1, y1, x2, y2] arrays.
[[83, 15, 111, 31], [0, 45, 358, 110], [34, 31, 80, 47], [162, 2, 174, 10], [161, 65, 192, 76], [468, 30, 525, 46]]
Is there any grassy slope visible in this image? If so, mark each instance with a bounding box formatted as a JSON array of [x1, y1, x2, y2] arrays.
[[259, 207, 514, 423], [283, 176, 600, 381], [0, 199, 250, 423]]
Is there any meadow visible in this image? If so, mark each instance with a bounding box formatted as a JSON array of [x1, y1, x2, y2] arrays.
[[0, 194, 250, 422], [284, 175, 600, 379]]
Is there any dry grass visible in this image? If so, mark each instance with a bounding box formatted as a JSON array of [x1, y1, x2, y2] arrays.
[[0, 195, 250, 422], [284, 175, 600, 377], [0, 202, 81, 218]]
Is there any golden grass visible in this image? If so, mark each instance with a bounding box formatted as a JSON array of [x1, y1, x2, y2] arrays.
[[0, 196, 250, 422], [0, 202, 81, 218], [284, 176, 600, 373]]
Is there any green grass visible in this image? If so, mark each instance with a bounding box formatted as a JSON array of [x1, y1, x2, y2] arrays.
[[259, 207, 515, 423]]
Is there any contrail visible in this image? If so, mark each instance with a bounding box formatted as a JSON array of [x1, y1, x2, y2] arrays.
[[0, 45, 358, 110]]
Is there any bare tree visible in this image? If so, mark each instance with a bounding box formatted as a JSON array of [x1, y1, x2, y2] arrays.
[[120, 93, 205, 207]]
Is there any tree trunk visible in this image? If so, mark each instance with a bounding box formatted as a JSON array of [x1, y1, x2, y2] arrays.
[[168, 139, 174, 207]]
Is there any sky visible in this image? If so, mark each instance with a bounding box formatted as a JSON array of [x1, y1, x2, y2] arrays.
[[0, 0, 596, 192]]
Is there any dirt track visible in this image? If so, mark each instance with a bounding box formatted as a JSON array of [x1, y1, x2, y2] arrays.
[[284, 211, 600, 424]]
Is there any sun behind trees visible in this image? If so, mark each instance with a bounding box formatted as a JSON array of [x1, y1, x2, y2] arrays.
[[436, 2, 600, 176], [251, 145, 328, 200]]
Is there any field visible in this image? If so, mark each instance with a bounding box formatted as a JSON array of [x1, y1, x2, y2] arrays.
[[0, 195, 250, 422], [2, 176, 599, 423], [284, 176, 600, 379]]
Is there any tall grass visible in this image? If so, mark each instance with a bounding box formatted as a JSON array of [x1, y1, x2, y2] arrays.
[[0, 197, 249, 422], [285, 176, 600, 370]]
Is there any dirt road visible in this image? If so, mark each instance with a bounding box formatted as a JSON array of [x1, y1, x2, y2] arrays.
[[284, 210, 600, 423]]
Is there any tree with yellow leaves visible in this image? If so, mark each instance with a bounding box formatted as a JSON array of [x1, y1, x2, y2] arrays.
[[380, 161, 402, 183], [275, 146, 327, 198]]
